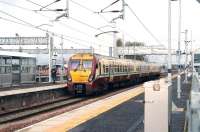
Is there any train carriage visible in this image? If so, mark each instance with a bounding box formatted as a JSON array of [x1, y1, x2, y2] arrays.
[[66, 53, 161, 95]]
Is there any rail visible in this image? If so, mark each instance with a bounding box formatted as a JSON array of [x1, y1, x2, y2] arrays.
[[186, 69, 200, 132]]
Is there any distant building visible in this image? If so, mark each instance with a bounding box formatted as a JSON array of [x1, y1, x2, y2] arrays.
[[0, 51, 36, 87], [116, 45, 190, 66]]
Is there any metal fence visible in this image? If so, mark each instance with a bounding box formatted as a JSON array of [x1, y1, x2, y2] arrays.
[[187, 69, 200, 132]]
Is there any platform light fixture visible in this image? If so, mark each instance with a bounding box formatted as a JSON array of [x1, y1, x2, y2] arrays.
[[95, 30, 119, 37]]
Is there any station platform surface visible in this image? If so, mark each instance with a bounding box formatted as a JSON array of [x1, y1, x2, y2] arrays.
[[0, 84, 67, 97], [17, 74, 190, 132]]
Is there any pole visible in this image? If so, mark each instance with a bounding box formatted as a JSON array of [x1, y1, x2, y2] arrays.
[[184, 29, 188, 83], [191, 30, 194, 74], [60, 35, 64, 82], [112, 22, 117, 57], [134, 43, 136, 60], [168, 0, 172, 85], [177, 0, 182, 99], [122, 0, 125, 59], [168, 0, 172, 130], [48, 34, 53, 83]]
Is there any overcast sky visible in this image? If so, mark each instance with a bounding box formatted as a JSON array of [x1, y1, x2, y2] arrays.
[[0, 0, 199, 55]]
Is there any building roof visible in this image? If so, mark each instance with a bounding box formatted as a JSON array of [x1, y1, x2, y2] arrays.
[[0, 51, 35, 58]]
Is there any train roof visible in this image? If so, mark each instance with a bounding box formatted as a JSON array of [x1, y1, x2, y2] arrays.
[[0, 51, 35, 58], [69, 53, 161, 65]]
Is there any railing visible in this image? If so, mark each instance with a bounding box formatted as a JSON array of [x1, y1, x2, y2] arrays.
[[187, 69, 200, 132]]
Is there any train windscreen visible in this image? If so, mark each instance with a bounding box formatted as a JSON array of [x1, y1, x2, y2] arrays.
[[70, 60, 80, 70], [82, 60, 92, 69]]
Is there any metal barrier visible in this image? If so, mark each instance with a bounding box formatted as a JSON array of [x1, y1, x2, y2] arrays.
[[187, 70, 200, 132]]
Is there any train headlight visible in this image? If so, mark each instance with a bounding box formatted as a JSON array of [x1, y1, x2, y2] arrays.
[[67, 74, 72, 82], [88, 74, 94, 82]]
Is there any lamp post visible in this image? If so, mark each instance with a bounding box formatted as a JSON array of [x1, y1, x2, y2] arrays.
[[35, 24, 53, 28], [167, 0, 173, 130], [177, 0, 182, 99], [168, 0, 172, 85], [97, 24, 117, 57], [184, 29, 188, 83], [35, 24, 54, 83], [60, 35, 64, 83], [95, 30, 119, 56], [15, 33, 22, 52]]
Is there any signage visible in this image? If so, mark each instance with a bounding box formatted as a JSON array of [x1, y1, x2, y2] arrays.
[[0, 37, 48, 45]]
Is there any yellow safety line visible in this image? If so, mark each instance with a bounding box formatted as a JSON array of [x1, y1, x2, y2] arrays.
[[46, 73, 181, 132], [47, 87, 144, 132]]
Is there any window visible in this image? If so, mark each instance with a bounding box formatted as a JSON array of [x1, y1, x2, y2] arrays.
[[12, 65, 20, 72], [0, 67, 5, 74], [70, 60, 80, 70], [194, 54, 200, 63], [82, 60, 92, 69], [22, 67, 32, 73], [1, 58, 5, 65], [105, 65, 109, 73], [117, 65, 120, 72], [103, 64, 106, 73], [29, 59, 35, 65], [5, 66, 11, 73], [5, 58, 11, 65], [12, 59, 19, 65], [0, 57, 2, 65], [22, 58, 28, 65], [99, 63, 101, 75]]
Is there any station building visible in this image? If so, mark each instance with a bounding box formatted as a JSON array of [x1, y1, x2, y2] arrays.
[[0, 51, 36, 87]]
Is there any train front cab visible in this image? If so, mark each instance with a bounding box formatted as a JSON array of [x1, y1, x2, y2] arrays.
[[67, 54, 96, 95]]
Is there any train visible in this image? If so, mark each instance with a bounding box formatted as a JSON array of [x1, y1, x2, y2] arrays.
[[66, 53, 161, 95]]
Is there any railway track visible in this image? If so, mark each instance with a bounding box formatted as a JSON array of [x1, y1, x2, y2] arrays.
[[0, 75, 167, 124], [0, 75, 165, 132], [0, 96, 86, 123]]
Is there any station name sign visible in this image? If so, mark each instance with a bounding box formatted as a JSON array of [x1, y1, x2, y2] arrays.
[[0, 37, 48, 45]]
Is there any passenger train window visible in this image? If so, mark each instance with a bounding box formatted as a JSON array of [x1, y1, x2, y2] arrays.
[[103, 64, 106, 73], [105, 65, 109, 73], [99, 63, 101, 75], [70, 60, 80, 70], [82, 60, 92, 69]]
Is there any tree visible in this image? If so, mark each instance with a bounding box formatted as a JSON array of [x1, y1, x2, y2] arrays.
[[116, 38, 123, 47], [125, 41, 145, 47]]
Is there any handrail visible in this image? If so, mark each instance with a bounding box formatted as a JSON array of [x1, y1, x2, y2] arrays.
[[187, 68, 200, 132]]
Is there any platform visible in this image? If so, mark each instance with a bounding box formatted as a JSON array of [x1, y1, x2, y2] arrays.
[[0, 84, 67, 97], [0, 84, 68, 115], [17, 74, 190, 132]]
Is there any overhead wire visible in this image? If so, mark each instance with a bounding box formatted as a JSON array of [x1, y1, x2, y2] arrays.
[[25, 0, 137, 46], [0, 0, 85, 36], [0, 0, 113, 49], [0, 10, 90, 48], [126, 2, 163, 45], [69, 0, 110, 23], [25, 0, 105, 32], [24, 0, 114, 48], [70, 0, 137, 42], [0, 10, 111, 53], [1, 0, 93, 37]]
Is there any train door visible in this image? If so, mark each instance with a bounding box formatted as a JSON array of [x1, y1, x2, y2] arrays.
[[12, 57, 21, 85]]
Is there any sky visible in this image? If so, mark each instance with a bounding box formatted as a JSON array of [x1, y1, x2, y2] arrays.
[[0, 0, 199, 55]]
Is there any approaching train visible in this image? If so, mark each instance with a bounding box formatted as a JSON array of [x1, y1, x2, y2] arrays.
[[66, 53, 161, 95]]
